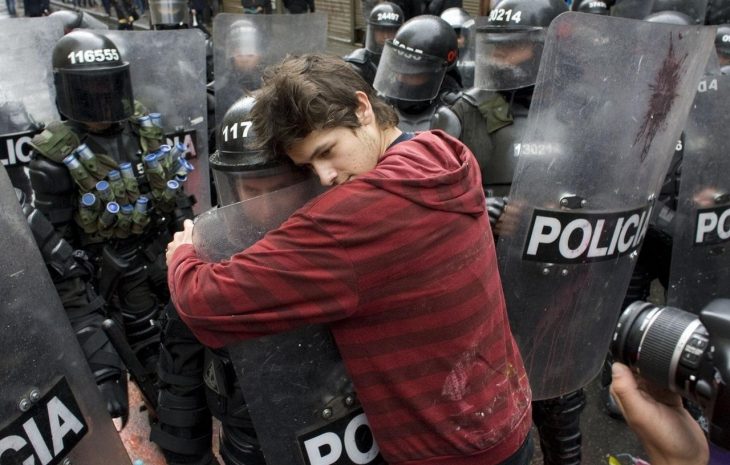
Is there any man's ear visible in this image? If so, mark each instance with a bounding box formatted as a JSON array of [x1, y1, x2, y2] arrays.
[[355, 91, 374, 125]]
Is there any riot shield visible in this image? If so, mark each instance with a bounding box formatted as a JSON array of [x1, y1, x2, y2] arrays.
[[667, 75, 730, 314], [102, 29, 211, 213], [192, 180, 385, 465], [0, 165, 130, 465], [495, 12, 713, 400], [0, 18, 63, 199], [213, 13, 328, 122], [611, 0, 656, 18]]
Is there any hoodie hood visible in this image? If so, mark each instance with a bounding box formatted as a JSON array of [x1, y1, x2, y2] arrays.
[[361, 130, 486, 216]]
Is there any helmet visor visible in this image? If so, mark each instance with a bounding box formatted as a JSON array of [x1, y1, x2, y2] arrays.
[[373, 40, 447, 101], [212, 162, 309, 206], [365, 24, 399, 55], [474, 26, 545, 91], [54, 64, 134, 123]]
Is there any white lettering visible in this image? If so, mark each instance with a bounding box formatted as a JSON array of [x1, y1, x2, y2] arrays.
[[696, 212, 718, 243], [0, 435, 34, 465], [618, 214, 640, 253], [343, 414, 379, 464], [303, 432, 342, 465], [15, 136, 33, 163], [46, 396, 84, 457], [526, 216, 561, 256], [587, 219, 608, 257], [718, 208, 730, 240], [22, 419, 52, 465], [558, 219, 592, 259]]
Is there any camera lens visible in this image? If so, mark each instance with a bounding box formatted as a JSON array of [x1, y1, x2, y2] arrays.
[[611, 301, 710, 395]]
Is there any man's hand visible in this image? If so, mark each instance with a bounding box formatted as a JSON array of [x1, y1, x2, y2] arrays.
[[610, 362, 709, 465], [166, 219, 194, 266]]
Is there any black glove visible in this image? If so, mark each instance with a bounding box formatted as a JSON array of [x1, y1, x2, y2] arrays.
[[486, 196, 508, 229], [98, 374, 130, 419]]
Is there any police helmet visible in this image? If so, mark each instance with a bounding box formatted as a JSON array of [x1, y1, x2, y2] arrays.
[[52, 31, 134, 124], [149, 0, 189, 28], [571, 0, 612, 15], [366, 2, 404, 55], [650, 0, 707, 23], [440, 7, 472, 32], [475, 0, 567, 91], [373, 15, 458, 102], [210, 97, 305, 206], [644, 10, 696, 24], [716, 24, 730, 58]]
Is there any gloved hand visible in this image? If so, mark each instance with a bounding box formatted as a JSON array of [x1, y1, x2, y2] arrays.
[[486, 196, 509, 229], [98, 373, 129, 419]]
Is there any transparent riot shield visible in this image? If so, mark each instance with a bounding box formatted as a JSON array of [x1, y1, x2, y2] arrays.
[[192, 180, 385, 465], [102, 29, 211, 213], [0, 18, 62, 199], [0, 165, 130, 465], [667, 75, 730, 315], [495, 12, 713, 400], [611, 0, 656, 18], [213, 13, 328, 122]]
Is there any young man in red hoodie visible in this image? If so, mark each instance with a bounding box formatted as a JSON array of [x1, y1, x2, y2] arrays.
[[166, 53, 533, 465]]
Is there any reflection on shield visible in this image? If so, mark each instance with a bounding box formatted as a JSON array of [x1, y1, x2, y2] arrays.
[[495, 12, 713, 400], [213, 13, 328, 122]]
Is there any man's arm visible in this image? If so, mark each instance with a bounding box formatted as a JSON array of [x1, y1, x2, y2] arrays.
[[166, 218, 358, 348], [611, 362, 709, 465]]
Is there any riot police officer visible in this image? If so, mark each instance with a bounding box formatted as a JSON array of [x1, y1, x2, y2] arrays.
[[153, 96, 309, 465], [373, 15, 463, 132], [28, 30, 194, 419], [344, 2, 404, 86]]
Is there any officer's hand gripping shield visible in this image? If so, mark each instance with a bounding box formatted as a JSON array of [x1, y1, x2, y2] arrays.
[[192, 180, 385, 465], [102, 29, 211, 212], [495, 12, 714, 400], [0, 165, 130, 465], [0, 18, 63, 198], [668, 74, 730, 314], [213, 13, 328, 123]]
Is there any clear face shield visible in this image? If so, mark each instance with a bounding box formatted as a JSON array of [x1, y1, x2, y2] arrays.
[[474, 26, 545, 91], [365, 23, 400, 55], [373, 40, 447, 102], [211, 160, 310, 207]]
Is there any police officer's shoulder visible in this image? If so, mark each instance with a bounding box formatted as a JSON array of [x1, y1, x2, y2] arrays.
[[343, 48, 371, 65], [431, 106, 462, 138]]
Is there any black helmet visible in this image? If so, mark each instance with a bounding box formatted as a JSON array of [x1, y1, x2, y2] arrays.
[[366, 2, 404, 55], [650, 0, 707, 23], [716, 24, 730, 58], [475, 0, 567, 90], [373, 15, 458, 102], [571, 0, 612, 15], [149, 0, 190, 28], [210, 97, 305, 206], [52, 31, 134, 124], [440, 7, 472, 32], [644, 10, 696, 24]]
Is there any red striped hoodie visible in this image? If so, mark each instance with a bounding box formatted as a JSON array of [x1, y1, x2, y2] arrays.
[[169, 130, 532, 465]]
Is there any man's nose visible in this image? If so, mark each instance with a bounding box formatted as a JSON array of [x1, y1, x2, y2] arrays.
[[312, 162, 337, 186]]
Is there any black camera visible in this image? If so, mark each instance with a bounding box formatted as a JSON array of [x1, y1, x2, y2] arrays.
[[611, 299, 730, 449]]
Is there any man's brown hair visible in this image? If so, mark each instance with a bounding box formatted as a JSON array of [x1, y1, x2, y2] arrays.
[[250, 53, 398, 157]]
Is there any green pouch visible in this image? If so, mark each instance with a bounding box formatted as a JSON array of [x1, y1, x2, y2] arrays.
[[478, 94, 514, 134], [29, 122, 80, 163]]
